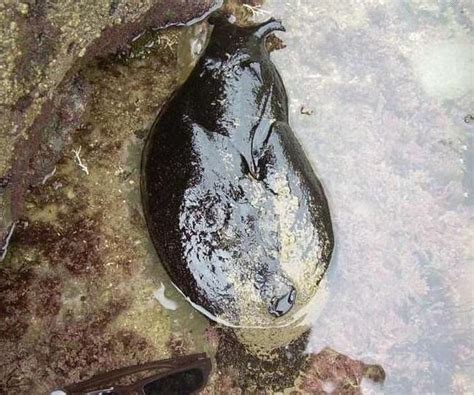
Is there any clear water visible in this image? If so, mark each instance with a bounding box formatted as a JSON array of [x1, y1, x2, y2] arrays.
[[257, 0, 473, 393]]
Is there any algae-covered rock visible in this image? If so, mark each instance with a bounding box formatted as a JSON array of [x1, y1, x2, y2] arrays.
[[0, 10, 214, 391], [0, 0, 221, 260], [0, 0, 221, 392]]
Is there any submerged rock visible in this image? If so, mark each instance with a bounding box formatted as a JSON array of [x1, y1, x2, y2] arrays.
[[142, 14, 334, 327]]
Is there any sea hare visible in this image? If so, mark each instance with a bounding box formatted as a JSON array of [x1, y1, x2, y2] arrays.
[[142, 15, 334, 327]]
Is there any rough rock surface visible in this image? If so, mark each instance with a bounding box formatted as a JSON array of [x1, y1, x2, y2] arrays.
[[0, 0, 220, 258]]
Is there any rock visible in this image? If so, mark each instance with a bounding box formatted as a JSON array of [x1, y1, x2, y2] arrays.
[[0, 0, 221, 260]]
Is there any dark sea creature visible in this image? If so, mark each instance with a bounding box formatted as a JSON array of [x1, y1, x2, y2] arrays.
[[141, 15, 334, 327]]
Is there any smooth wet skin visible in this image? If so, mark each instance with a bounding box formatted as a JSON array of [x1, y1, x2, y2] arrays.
[[142, 15, 334, 326]]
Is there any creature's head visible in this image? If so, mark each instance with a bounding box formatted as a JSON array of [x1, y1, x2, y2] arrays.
[[206, 13, 285, 60], [189, 14, 288, 163]]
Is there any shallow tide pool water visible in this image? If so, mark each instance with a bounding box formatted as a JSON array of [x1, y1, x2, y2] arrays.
[[260, 0, 473, 393]]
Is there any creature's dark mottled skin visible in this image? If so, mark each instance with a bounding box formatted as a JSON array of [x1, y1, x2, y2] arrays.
[[142, 16, 333, 326]]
